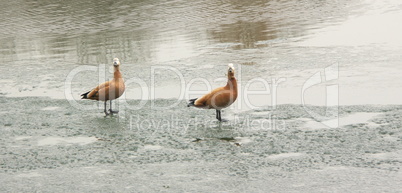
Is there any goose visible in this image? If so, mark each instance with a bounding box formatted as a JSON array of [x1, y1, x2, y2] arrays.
[[81, 58, 125, 116], [188, 63, 238, 122]]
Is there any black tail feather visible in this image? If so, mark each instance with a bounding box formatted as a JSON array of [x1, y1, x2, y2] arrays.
[[81, 91, 90, 99], [187, 98, 197, 107]]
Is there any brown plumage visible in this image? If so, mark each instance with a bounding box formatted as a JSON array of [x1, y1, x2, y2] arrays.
[[188, 63, 238, 122], [81, 58, 125, 116]]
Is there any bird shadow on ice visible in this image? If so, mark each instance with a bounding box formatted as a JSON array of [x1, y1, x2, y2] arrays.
[[84, 115, 127, 135], [188, 122, 243, 139]]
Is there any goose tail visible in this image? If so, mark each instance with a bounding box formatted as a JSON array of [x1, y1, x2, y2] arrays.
[[81, 91, 90, 99], [187, 98, 197, 107]]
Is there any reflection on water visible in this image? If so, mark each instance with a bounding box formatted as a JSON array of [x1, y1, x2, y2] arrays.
[[210, 21, 272, 49], [0, 0, 355, 64], [0, 0, 401, 105]]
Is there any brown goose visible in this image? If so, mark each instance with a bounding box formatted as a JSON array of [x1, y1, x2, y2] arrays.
[[188, 63, 238, 121], [81, 58, 125, 116]]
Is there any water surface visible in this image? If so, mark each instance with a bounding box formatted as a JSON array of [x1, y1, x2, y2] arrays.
[[1, 0, 401, 105]]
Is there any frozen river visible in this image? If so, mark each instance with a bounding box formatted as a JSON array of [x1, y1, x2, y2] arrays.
[[0, 0, 401, 192]]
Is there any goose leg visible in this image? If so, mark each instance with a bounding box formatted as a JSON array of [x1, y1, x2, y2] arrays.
[[104, 101, 109, 116], [216, 110, 221, 122], [217, 110, 228, 122], [109, 100, 119, 115]]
